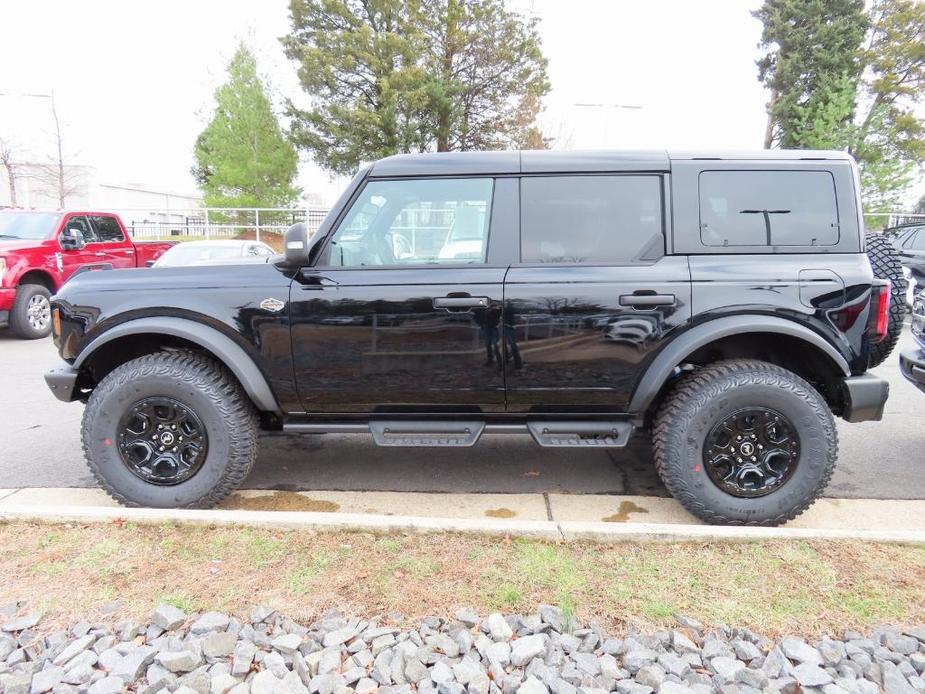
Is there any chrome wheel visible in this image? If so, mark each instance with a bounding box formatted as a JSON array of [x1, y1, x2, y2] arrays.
[[702, 407, 800, 498], [27, 294, 51, 331]]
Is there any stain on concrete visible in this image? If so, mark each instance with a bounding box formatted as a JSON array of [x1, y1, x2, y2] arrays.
[[485, 507, 517, 518], [221, 492, 340, 512], [602, 500, 649, 523]]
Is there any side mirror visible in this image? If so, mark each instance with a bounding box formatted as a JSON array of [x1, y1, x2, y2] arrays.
[[283, 222, 325, 266], [60, 228, 86, 251]]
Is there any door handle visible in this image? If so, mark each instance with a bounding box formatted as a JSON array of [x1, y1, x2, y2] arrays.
[[94, 252, 108, 257], [619, 292, 675, 307], [433, 296, 489, 310], [300, 272, 339, 288]]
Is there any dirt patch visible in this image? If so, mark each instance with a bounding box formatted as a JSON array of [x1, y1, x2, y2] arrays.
[[484, 508, 517, 518], [220, 492, 340, 513], [602, 500, 649, 522]]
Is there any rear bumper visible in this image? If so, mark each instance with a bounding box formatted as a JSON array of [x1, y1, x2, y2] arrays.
[[841, 374, 889, 422], [44, 363, 79, 402], [900, 347, 925, 395]]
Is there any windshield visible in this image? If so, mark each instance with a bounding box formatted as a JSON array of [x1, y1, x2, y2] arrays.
[[155, 244, 242, 267], [0, 212, 61, 241]]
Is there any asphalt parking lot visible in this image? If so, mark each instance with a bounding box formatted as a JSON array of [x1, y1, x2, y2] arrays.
[[1, 328, 923, 500]]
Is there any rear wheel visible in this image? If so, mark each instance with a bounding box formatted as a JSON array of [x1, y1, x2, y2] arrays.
[[9, 283, 52, 339], [653, 359, 836, 526], [81, 351, 258, 508], [866, 231, 906, 368]]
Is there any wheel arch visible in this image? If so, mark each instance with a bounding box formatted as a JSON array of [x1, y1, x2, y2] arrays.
[[630, 316, 851, 419], [74, 317, 280, 413], [18, 269, 56, 293]]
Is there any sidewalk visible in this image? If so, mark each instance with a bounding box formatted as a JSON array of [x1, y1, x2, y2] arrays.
[[1, 487, 924, 543]]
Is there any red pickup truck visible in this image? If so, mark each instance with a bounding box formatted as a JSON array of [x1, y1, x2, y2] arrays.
[[0, 210, 174, 339]]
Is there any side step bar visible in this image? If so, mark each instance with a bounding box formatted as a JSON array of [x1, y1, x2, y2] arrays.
[[283, 420, 634, 448]]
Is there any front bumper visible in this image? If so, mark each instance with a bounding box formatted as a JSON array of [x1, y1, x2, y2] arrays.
[[45, 363, 79, 402], [841, 374, 889, 422], [900, 347, 925, 395]]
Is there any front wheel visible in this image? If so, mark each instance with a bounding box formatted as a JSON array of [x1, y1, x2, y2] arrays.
[[9, 283, 52, 339], [81, 351, 258, 508], [653, 359, 836, 526]]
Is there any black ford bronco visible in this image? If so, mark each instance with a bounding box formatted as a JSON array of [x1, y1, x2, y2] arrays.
[[45, 150, 903, 525]]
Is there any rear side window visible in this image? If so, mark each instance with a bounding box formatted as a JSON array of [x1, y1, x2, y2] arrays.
[[89, 215, 125, 243], [520, 175, 663, 264], [699, 170, 839, 247]]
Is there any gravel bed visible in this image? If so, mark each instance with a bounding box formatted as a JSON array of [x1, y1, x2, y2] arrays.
[[1, 605, 924, 694]]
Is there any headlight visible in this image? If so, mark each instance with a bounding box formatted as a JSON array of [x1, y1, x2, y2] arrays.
[[0, 258, 6, 285], [913, 297, 925, 337]]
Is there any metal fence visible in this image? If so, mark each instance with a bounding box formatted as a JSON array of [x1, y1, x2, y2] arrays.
[[125, 208, 331, 243], [863, 211, 925, 229]]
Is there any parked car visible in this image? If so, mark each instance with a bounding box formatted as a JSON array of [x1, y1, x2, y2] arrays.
[[0, 210, 174, 339], [45, 149, 901, 525], [888, 223, 925, 305], [153, 240, 275, 268], [901, 287, 925, 393]]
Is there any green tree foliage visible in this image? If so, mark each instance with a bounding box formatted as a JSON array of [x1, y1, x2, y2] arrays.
[[281, 0, 550, 176], [193, 44, 299, 208], [754, 0, 867, 149], [754, 0, 925, 207]]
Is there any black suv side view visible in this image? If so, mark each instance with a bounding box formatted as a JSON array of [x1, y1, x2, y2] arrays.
[[45, 149, 899, 525]]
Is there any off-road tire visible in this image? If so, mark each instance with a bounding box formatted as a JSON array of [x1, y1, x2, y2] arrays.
[[81, 350, 258, 508], [866, 231, 906, 369], [9, 283, 52, 339], [653, 359, 837, 526]]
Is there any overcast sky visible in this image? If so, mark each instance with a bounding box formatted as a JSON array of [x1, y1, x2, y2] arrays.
[[2, 0, 803, 205]]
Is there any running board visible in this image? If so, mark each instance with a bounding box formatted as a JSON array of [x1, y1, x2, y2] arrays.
[[526, 421, 633, 447], [368, 421, 484, 447], [283, 420, 634, 448]]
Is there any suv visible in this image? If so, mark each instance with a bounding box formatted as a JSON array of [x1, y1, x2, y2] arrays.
[[45, 150, 898, 525]]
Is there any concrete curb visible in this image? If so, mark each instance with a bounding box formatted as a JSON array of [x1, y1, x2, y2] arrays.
[[2, 504, 924, 544]]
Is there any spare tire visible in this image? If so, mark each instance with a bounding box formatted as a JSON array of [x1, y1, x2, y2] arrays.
[[866, 231, 906, 368]]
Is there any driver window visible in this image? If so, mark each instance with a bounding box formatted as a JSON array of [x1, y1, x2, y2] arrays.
[[65, 216, 98, 243], [322, 177, 493, 267]]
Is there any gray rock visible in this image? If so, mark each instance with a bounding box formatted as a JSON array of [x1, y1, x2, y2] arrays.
[[451, 657, 482, 685], [882, 662, 917, 694], [231, 641, 256, 677], [264, 651, 289, 679], [454, 609, 479, 628], [660, 683, 697, 694], [190, 614, 230, 635], [734, 668, 768, 690], [711, 657, 745, 682], [886, 635, 921, 656], [427, 634, 460, 658], [634, 665, 665, 690], [572, 653, 599, 677], [622, 649, 658, 674], [322, 629, 356, 649], [113, 647, 157, 682], [1, 612, 43, 633], [485, 641, 511, 667], [488, 615, 513, 642], [781, 637, 823, 667], [356, 678, 379, 694], [430, 661, 454, 685], [31, 666, 64, 694], [152, 605, 186, 631], [251, 606, 276, 624], [87, 676, 124, 694], [156, 651, 202, 674], [615, 681, 652, 694], [211, 674, 240, 694], [203, 633, 238, 659], [272, 634, 304, 655], [904, 627, 925, 643], [2, 673, 33, 694], [672, 632, 699, 655], [818, 639, 847, 667], [517, 677, 548, 694], [512, 636, 547, 668], [252, 670, 281, 694], [658, 653, 691, 678], [731, 640, 762, 662], [793, 664, 834, 688], [52, 637, 96, 667], [538, 607, 565, 634], [548, 678, 577, 694], [404, 657, 429, 683]]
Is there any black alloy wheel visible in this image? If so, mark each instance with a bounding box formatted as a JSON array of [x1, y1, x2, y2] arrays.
[[117, 396, 208, 485], [702, 407, 799, 498]]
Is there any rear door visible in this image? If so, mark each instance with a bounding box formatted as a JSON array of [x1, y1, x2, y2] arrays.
[[289, 176, 517, 413], [502, 174, 691, 412], [87, 215, 136, 269]]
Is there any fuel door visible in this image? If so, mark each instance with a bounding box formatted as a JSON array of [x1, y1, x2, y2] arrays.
[[799, 269, 845, 308]]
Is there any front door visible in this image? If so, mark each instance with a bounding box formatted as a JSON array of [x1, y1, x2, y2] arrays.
[[58, 215, 107, 283], [502, 174, 692, 412], [88, 215, 136, 269], [290, 176, 515, 413]]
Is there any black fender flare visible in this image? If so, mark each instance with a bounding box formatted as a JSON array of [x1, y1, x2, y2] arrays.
[[74, 316, 280, 413], [628, 315, 851, 414]]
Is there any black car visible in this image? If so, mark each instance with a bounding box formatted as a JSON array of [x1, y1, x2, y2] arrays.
[[45, 149, 902, 525]]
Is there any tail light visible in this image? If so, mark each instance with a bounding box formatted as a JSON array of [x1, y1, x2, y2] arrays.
[[868, 279, 891, 344]]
